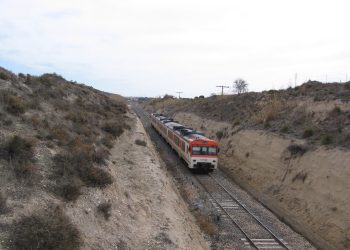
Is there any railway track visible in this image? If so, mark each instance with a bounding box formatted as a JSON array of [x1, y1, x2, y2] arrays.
[[132, 102, 314, 249], [195, 172, 290, 249]]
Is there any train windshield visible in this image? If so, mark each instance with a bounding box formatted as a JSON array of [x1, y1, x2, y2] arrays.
[[192, 146, 217, 156]]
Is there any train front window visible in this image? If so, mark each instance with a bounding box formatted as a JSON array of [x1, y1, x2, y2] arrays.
[[208, 147, 217, 155], [191, 146, 217, 155], [192, 146, 201, 155]]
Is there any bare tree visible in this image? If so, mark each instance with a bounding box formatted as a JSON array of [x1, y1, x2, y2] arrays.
[[233, 78, 248, 94]]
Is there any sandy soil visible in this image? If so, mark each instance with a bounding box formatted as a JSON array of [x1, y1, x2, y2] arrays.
[[0, 111, 208, 250], [173, 111, 350, 250], [64, 112, 209, 249]]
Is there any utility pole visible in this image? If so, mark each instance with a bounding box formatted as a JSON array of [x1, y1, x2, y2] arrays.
[[294, 73, 298, 87], [346, 73, 348, 82], [216, 85, 229, 96], [176, 92, 183, 98]]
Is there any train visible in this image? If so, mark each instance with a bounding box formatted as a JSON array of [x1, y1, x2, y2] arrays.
[[150, 113, 219, 171]]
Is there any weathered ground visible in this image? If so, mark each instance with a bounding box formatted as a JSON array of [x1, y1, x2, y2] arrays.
[[64, 112, 208, 249], [0, 66, 208, 249], [145, 82, 350, 250]]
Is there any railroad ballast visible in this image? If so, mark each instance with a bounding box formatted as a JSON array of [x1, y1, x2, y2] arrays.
[[150, 113, 219, 171]]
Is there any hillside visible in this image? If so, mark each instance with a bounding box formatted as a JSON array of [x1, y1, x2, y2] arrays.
[[145, 82, 350, 250], [0, 67, 207, 249]]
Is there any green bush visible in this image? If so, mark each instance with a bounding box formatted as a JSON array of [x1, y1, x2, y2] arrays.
[[8, 208, 81, 250]]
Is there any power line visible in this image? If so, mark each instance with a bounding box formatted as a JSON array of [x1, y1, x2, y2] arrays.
[[216, 85, 229, 96], [176, 91, 183, 98]]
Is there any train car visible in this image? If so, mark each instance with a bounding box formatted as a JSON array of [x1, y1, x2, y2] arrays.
[[150, 113, 219, 171]]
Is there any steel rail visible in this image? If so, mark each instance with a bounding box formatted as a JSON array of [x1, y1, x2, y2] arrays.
[[208, 173, 290, 250], [195, 175, 259, 249]]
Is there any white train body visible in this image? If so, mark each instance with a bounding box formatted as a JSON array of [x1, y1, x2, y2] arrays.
[[150, 113, 219, 171]]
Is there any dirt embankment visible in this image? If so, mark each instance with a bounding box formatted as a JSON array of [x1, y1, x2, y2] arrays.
[[173, 111, 350, 250], [0, 67, 208, 249], [65, 114, 208, 249], [145, 82, 350, 249]]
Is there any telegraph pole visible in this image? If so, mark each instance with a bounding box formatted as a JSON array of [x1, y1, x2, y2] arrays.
[[216, 85, 229, 96], [176, 92, 183, 98]]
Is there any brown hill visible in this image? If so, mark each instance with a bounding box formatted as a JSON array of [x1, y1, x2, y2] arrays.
[[145, 82, 350, 250], [0, 67, 208, 249]]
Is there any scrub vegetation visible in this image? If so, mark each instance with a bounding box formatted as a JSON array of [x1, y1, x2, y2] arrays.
[[146, 80, 350, 149], [0, 66, 131, 249]]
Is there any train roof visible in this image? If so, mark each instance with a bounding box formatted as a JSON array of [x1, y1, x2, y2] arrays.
[[165, 122, 183, 129], [151, 112, 217, 145]]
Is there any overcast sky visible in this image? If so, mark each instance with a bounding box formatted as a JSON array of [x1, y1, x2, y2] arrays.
[[0, 0, 349, 97]]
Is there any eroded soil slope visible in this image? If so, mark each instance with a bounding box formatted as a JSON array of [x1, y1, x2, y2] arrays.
[[0, 67, 207, 249], [145, 82, 350, 250]]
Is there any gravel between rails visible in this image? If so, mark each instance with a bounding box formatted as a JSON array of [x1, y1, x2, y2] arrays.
[[132, 103, 315, 250]]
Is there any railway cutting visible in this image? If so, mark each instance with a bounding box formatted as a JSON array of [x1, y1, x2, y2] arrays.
[[133, 103, 315, 250]]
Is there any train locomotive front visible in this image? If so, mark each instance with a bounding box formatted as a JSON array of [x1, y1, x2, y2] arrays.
[[150, 113, 219, 171]]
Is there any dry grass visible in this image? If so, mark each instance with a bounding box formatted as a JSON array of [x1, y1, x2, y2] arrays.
[[254, 96, 284, 124], [8, 207, 81, 250], [195, 214, 218, 237], [1, 135, 36, 178]]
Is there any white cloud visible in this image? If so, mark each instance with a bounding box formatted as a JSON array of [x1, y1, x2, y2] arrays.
[[0, 0, 349, 97]]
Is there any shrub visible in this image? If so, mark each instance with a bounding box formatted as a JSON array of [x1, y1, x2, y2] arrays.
[[280, 125, 289, 133], [321, 135, 332, 145], [51, 127, 70, 145], [302, 128, 314, 138], [0, 71, 10, 80], [53, 152, 113, 188], [6, 95, 27, 115], [5, 136, 33, 159], [97, 202, 112, 220], [216, 131, 224, 140], [53, 178, 83, 202], [92, 147, 110, 165], [101, 135, 114, 149], [135, 139, 147, 147], [195, 214, 217, 237], [3, 136, 35, 178], [81, 166, 113, 187], [287, 144, 307, 156], [8, 208, 81, 250], [332, 106, 342, 114], [102, 122, 124, 137]]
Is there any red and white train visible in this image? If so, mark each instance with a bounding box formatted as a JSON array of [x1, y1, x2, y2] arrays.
[[150, 113, 219, 171]]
